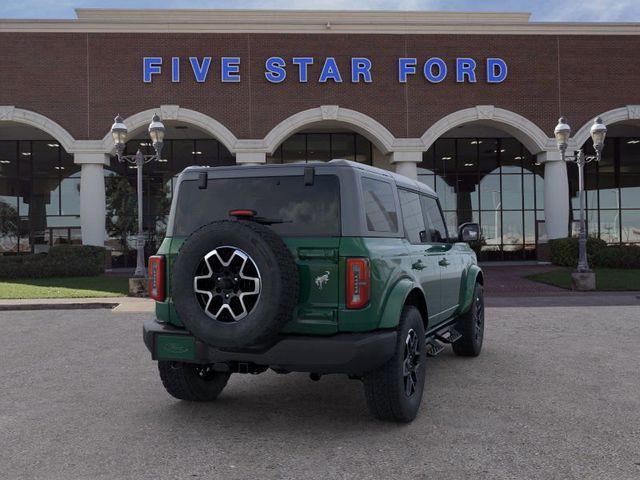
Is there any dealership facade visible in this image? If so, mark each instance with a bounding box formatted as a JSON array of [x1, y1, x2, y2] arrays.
[[0, 9, 639, 264]]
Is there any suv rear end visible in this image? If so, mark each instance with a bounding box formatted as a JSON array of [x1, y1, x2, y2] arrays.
[[142, 159, 485, 422]]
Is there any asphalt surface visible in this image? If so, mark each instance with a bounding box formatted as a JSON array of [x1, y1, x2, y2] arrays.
[[1, 305, 639, 480]]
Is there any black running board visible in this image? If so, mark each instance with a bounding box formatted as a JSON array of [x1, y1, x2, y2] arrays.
[[425, 324, 461, 357]]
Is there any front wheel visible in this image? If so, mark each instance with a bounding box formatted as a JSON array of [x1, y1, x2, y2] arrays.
[[158, 361, 231, 401], [362, 305, 426, 423], [452, 282, 484, 357]]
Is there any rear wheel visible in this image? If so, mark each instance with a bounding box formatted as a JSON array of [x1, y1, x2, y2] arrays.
[[362, 305, 426, 422], [158, 361, 231, 402], [452, 283, 484, 357]]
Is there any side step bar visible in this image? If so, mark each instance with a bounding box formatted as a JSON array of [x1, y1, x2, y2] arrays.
[[425, 326, 461, 357]]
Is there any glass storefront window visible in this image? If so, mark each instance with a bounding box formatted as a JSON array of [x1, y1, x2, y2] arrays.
[[307, 134, 332, 162], [501, 175, 523, 210], [420, 136, 545, 260], [599, 209, 620, 243], [621, 210, 640, 243]]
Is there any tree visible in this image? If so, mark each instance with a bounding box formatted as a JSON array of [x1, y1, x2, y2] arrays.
[[105, 174, 172, 253], [105, 175, 137, 253], [0, 201, 20, 251]]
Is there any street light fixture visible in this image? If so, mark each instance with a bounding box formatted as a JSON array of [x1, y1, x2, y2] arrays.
[[110, 113, 166, 278], [553, 116, 607, 279]]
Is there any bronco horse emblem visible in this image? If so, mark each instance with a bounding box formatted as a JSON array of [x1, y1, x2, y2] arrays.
[[315, 271, 330, 290]]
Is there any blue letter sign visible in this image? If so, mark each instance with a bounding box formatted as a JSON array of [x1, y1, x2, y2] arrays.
[[142, 55, 508, 84], [265, 56, 287, 83], [424, 57, 447, 83], [487, 58, 508, 83], [143, 57, 162, 83], [292, 57, 314, 82], [221, 57, 241, 82], [189, 57, 211, 83], [319, 57, 343, 83], [398, 58, 417, 83], [351, 58, 372, 83]]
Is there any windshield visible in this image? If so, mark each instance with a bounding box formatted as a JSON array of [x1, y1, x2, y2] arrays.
[[173, 174, 341, 237]]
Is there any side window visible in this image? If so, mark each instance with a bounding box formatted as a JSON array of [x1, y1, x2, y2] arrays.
[[361, 177, 398, 233], [420, 195, 448, 243], [399, 189, 427, 244]]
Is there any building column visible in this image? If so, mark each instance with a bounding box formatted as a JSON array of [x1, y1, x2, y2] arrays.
[[538, 151, 569, 239], [236, 151, 266, 165], [75, 152, 110, 246], [391, 151, 422, 180]]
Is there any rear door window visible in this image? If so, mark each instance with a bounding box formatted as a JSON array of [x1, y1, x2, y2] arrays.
[[398, 189, 426, 244], [361, 177, 398, 233], [173, 175, 340, 237], [420, 195, 448, 243]]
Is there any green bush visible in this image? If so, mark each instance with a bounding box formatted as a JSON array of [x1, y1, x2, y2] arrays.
[[549, 237, 607, 267], [550, 237, 640, 268], [593, 245, 640, 268], [0, 245, 106, 279]]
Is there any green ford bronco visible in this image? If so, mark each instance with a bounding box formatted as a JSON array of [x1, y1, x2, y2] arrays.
[[143, 159, 484, 422]]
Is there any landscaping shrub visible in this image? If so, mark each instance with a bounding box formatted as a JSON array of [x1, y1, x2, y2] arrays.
[[550, 237, 640, 268], [0, 245, 106, 279], [549, 237, 607, 267], [593, 245, 640, 268]]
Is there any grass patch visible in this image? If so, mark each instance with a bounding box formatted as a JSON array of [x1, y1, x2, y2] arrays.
[[0, 276, 130, 299], [526, 268, 640, 291]]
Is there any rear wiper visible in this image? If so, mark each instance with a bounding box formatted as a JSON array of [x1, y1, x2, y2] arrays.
[[252, 216, 292, 225], [228, 209, 291, 225]]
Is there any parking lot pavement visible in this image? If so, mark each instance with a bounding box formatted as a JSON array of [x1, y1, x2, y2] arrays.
[[1, 307, 639, 480]]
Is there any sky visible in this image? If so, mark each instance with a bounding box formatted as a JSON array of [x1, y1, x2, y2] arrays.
[[1, 0, 640, 22]]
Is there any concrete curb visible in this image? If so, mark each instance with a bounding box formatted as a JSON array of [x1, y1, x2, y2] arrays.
[[0, 302, 119, 311]]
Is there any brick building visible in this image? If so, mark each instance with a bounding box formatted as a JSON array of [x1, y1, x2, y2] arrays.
[[1, 9, 639, 263]]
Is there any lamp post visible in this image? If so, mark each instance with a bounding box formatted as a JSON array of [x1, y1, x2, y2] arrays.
[[553, 116, 607, 279], [110, 114, 165, 278]]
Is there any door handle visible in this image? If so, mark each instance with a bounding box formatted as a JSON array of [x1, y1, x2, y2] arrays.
[[438, 258, 450, 267], [412, 260, 426, 271]]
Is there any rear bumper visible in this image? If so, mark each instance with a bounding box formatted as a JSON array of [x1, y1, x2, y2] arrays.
[[143, 318, 397, 375]]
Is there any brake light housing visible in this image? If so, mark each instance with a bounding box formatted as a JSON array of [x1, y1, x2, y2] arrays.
[[346, 258, 370, 309], [148, 255, 166, 302]]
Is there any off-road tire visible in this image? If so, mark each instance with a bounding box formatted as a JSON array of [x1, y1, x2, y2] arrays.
[[171, 220, 299, 349], [362, 305, 426, 423], [452, 282, 484, 357], [158, 361, 231, 401]]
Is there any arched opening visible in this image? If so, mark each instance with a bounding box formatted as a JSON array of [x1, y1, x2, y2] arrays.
[[105, 121, 235, 268], [0, 122, 80, 254], [418, 123, 545, 261], [572, 120, 640, 245], [266, 123, 388, 170], [262, 106, 396, 170]]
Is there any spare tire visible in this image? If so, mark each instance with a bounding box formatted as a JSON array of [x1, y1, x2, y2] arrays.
[[171, 220, 299, 349]]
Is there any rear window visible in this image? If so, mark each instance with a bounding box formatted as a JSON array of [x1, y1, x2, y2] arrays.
[[173, 175, 341, 237]]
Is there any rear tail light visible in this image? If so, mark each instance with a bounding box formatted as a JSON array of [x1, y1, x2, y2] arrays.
[[346, 258, 370, 309], [148, 255, 166, 302]]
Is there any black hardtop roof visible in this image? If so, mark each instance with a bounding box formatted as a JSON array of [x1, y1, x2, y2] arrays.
[[183, 159, 437, 197]]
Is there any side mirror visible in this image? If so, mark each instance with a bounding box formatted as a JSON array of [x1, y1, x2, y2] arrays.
[[458, 222, 480, 243]]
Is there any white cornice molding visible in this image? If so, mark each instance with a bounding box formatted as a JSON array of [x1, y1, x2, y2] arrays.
[[1, 9, 639, 35]]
